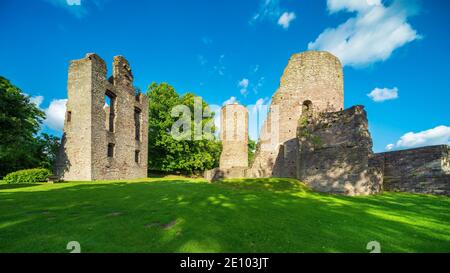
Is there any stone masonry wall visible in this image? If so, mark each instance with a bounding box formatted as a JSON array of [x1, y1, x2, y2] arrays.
[[297, 106, 382, 195], [204, 103, 248, 181], [220, 103, 248, 169], [249, 51, 344, 179], [56, 53, 148, 181], [378, 145, 450, 196]]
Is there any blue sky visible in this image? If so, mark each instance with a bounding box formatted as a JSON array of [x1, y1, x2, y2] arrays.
[[0, 0, 449, 152]]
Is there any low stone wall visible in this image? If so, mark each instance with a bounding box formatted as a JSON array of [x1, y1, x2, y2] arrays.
[[377, 145, 450, 196], [297, 106, 382, 195], [204, 167, 248, 182]]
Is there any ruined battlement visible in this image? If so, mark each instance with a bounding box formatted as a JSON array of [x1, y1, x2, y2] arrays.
[[56, 53, 149, 181], [297, 105, 382, 195]]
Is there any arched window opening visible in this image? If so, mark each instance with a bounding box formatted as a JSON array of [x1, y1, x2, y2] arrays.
[[302, 100, 313, 116]]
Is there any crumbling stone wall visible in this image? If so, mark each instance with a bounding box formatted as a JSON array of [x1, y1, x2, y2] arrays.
[[378, 145, 450, 196], [249, 51, 344, 179], [56, 53, 149, 181], [297, 106, 383, 195]]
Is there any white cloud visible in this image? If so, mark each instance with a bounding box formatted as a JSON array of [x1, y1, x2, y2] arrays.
[[308, 0, 421, 67], [223, 96, 238, 106], [278, 12, 296, 29], [396, 126, 450, 148], [44, 99, 68, 131], [30, 95, 44, 108], [66, 0, 81, 5], [238, 78, 250, 96], [385, 144, 395, 151], [45, 0, 89, 18], [23, 93, 44, 108], [367, 87, 399, 102], [387, 126, 450, 151], [250, 0, 296, 29]]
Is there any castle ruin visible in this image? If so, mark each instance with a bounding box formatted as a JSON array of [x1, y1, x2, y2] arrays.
[[206, 51, 450, 196], [56, 53, 149, 181]]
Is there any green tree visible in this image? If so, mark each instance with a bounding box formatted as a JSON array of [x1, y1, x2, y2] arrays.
[[248, 138, 257, 166], [147, 82, 221, 174], [35, 133, 61, 170], [0, 76, 46, 177], [179, 92, 221, 172]]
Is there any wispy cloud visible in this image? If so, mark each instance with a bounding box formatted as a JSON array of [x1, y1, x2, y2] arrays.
[[23, 93, 44, 108], [213, 54, 226, 76], [250, 0, 296, 29], [202, 37, 212, 46], [278, 11, 296, 29], [367, 87, 399, 102], [252, 77, 265, 94], [44, 0, 105, 18], [308, 0, 421, 67], [197, 55, 208, 66], [238, 78, 250, 96]]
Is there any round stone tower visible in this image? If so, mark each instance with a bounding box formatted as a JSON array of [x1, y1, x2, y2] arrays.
[[250, 51, 344, 178], [220, 103, 248, 169]]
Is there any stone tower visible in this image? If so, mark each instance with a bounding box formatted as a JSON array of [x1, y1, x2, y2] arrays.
[[220, 103, 249, 169], [56, 53, 149, 181], [249, 51, 344, 178]]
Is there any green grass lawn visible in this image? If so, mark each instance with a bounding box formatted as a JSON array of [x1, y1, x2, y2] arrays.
[[0, 178, 449, 253]]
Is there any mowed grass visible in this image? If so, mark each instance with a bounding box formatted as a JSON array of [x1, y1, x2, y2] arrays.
[[0, 178, 449, 253]]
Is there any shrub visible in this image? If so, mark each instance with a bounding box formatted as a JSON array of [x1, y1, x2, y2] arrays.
[[3, 168, 52, 184]]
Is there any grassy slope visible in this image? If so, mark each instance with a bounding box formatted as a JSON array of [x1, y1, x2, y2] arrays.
[[0, 178, 449, 253]]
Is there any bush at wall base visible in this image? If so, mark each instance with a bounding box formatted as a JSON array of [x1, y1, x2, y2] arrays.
[[4, 168, 52, 184]]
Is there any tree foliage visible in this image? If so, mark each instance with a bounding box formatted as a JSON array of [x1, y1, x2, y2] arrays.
[[0, 76, 59, 177], [248, 138, 257, 166], [147, 82, 221, 174]]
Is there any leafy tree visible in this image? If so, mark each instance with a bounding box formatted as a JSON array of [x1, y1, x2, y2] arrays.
[[178, 92, 221, 172], [248, 138, 257, 166], [0, 76, 46, 177], [35, 133, 61, 170], [147, 82, 221, 174]]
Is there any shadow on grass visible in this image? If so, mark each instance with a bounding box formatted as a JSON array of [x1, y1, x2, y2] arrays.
[[0, 183, 42, 190], [0, 178, 449, 253]]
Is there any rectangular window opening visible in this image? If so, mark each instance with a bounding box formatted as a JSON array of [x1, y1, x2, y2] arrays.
[[105, 91, 116, 133], [135, 150, 140, 163], [107, 143, 115, 158], [134, 107, 141, 141]]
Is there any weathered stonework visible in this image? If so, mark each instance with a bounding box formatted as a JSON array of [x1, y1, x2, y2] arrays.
[[377, 145, 450, 196], [297, 106, 382, 195], [56, 53, 149, 181], [249, 51, 344, 178], [220, 103, 248, 169], [205, 103, 248, 180], [203, 50, 448, 196]]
